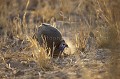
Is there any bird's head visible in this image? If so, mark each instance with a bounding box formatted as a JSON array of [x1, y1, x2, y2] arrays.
[[59, 40, 68, 52]]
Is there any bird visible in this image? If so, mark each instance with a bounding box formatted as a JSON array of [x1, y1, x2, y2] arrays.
[[36, 23, 68, 57]]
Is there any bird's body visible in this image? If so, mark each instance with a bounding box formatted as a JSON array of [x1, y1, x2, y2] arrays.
[[36, 23, 68, 57]]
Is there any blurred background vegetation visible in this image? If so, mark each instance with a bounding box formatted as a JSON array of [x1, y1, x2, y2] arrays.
[[0, 0, 120, 46]]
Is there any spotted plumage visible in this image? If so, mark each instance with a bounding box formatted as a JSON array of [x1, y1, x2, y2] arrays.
[[36, 23, 68, 57]]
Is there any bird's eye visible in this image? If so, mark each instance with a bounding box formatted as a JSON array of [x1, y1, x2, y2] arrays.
[[62, 43, 65, 46]]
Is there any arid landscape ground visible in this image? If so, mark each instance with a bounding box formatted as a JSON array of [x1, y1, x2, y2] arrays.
[[0, 0, 120, 79]]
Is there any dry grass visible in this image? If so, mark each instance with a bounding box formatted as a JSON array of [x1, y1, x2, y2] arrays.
[[75, 25, 90, 51], [26, 36, 51, 70], [0, 0, 120, 79]]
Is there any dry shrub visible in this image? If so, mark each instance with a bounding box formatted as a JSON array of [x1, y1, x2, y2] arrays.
[[0, 0, 53, 70], [92, 0, 120, 79], [26, 36, 51, 70], [73, 0, 120, 49], [92, 0, 120, 48], [75, 26, 90, 52]]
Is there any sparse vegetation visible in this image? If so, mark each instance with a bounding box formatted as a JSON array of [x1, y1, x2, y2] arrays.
[[0, 0, 120, 79]]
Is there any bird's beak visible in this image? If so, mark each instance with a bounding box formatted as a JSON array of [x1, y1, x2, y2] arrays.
[[65, 44, 68, 48]]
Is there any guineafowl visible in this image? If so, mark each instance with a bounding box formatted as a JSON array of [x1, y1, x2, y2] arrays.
[[36, 23, 68, 57]]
